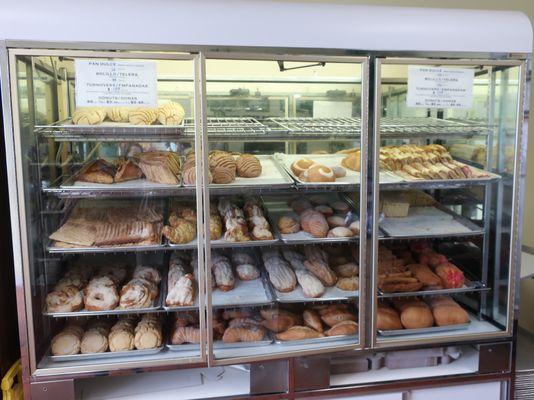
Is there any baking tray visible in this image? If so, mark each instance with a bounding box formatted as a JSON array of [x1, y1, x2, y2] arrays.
[[49, 346, 164, 362], [275, 334, 358, 346], [183, 155, 293, 191], [212, 273, 274, 308], [166, 342, 201, 352], [43, 281, 165, 317], [274, 285, 359, 303], [213, 335, 273, 349], [377, 321, 471, 337], [380, 205, 484, 239], [378, 280, 487, 298], [47, 241, 167, 254], [274, 153, 361, 187], [385, 163, 501, 185]]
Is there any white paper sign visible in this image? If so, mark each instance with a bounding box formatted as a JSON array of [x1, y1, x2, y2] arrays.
[[75, 60, 157, 107], [407, 66, 474, 109]]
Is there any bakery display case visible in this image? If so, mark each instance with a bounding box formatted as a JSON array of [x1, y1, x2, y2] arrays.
[[0, 4, 529, 395], [372, 58, 524, 347]]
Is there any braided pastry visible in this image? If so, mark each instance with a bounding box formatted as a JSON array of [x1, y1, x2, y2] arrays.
[[236, 154, 262, 178]]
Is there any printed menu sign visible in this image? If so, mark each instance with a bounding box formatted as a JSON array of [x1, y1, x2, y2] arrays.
[[75, 60, 157, 107], [407, 66, 474, 109]]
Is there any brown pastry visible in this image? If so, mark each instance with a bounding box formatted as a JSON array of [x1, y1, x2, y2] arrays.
[[327, 227, 354, 238], [260, 309, 301, 333], [327, 215, 347, 228], [325, 320, 358, 336], [315, 205, 334, 216], [408, 263, 442, 288], [114, 159, 143, 182], [336, 277, 359, 291], [135, 151, 181, 185], [290, 198, 313, 214], [294, 268, 326, 298], [51, 329, 82, 356], [76, 159, 117, 184], [222, 309, 255, 320], [329, 201, 350, 214], [341, 151, 361, 171], [278, 214, 300, 234], [320, 309, 357, 327], [119, 278, 152, 309], [291, 158, 315, 176], [429, 296, 470, 326], [81, 328, 109, 354], [209, 213, 223, 240], [378, 271, 423, 293], [393, 298, 434, 329], [303, 309, 323, 333], [305, 164, 335, 182], [109, 327, 135, 352], [209, 151, 237, 184], [211, 255, 235, 291], [262, 254, 297, 292], [222, 324, 266, 343], [171, 326, 201, 345], [434, 263, 465, 289], [276, 326, 324, 341], [236, 154, 262, 178], [166, 274, 196, 307], [163, 218, 196, 244], [303, 247, 337, 287], [333, 262, 359, 278], [300, 209, 329, 238], [46, 285, 84, 313], [377, 304, 403, 331]]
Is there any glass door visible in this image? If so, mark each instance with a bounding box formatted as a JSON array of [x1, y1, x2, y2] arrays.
[[372, 58, 525, 347], [8, 50, 207, 374], [201, 53, 368, 364]]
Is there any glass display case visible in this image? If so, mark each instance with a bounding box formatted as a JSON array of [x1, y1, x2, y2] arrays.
[[1, 48, 526, 383]]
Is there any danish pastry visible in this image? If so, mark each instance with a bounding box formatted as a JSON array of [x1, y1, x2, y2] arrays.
[[291, 158, 315, 176], [305, 164, 335, 182]]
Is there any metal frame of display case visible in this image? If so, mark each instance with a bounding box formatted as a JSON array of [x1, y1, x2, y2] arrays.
[[0, 42, 529, 398]]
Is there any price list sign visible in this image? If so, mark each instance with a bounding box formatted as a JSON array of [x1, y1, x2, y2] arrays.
[[407, 66, 474, 109], [75, 60, 157, 107]]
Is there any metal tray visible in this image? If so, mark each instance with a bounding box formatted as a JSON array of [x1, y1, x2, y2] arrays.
[[183, 117, 269, 136], [379, 204, 484, 239], [182, 155, 293, 191], [49, 346, 164, 362], [267, 117, 361, 136], [274, 286, 359, 303], [378, 280, 487, 298], [47, 241, 168, 254], [166, 342, 200, 352], [43, 282, 164, 318], [212, 273, 274, 308], [275, 334, 358, 346], [213, 335, 273, 349], [274, 153, 361, 187], [377, 321, 471, 337]]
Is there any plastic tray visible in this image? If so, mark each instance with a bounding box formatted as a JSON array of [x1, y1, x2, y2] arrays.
[[377, 321, 471, 337], [49, 346, 164, 362]]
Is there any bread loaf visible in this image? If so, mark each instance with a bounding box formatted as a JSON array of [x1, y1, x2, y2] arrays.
[[276, 326, 324, 341], [377, 304, 402, 331], [429, 296, 469, 326], [393, 299, 434, 329]]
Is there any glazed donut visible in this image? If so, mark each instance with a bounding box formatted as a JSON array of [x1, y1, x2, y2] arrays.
[[291, 158, 315, 176], [84, 283, 119, 311], [306, 164, 336, 182]]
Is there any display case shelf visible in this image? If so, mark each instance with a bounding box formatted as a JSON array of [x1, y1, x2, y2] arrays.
[[267, 117, 361, 135], [379, 117, 493, 139], [378, 280, 488, 299]]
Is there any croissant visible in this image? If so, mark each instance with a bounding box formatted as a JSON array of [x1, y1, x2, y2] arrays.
[[276, 326, 324, 341], [171, 326, 200, 345]]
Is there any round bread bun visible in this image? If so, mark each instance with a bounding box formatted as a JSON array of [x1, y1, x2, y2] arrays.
[[327, 215, 347, 228], [291, 158, 315, 176], [277, 214, 300, 234], [377, 305, 403, 330], [327, 226, 354, 238], [306, 164, 335, 182], [332, 166, 347, 178]]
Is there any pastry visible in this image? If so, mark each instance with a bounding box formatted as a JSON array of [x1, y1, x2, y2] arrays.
[[132, 266, 161, 285], [157, 101, 185, 125], [46, 285, 84, 313], [291, 158, 315, 176], [300, 209, 329, 238], [329, 201, 350, 214], [305, 164, 335, 182], [134, 317, 162, 349], [327, 215, 347, 228], [222, 324, 266, 343], [378, 271, 423, 293], [76, 159, 117, 184], [222, 309, 255, 320], [114, 159, 143, 182], [106, 107, 130, 122], [303, 247, 337, 287], [435, 263, 465, 289], [278, 214, 300, 234], [72, 107, 106, 125], [262, 251, 297, 292], [303, 309, 323, 333], [167, 274, 196, 306], [171, 326, 201, 345], [294, 268, 326, 298], [348, 221, 360, 235], [290, 198, 313, 214], [377, 304, 403, 330], [119, 278, 152, 309], [408, 264, 442, 288], [128, 108, 157, 125], [236, 154, 262, 178], [211, 256, 235, 291], [243, 198, 273, 240], [381, 193, 410, 218], [163, 218, 196, 244], [235, 263, 260, 281], [51, 329, 82, 356], [325, 320, 358, 336], [210, 213, 223, 240], [80, 328, 109, 354], [109, 328, 135, 352], [429, 296, 470, 326], [84, 276, 119, 311], [336, 277, 359, 291], [327, 227, 354, 238], [341, 151, 361, 171], [209, 151, 237, 184], [136, 151, 181, 185], [260, 309, 301, 333], [315, 205, 334, 216], [333, 262, 359, 278], [393, 298, 434, 329], [332, 166, 347, 178], [320, 309, 356, 327], [276, 326, 324, 341]]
